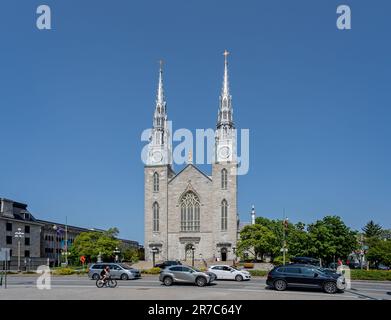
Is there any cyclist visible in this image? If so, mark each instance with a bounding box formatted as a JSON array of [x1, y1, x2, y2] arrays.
[[100, 266, 110, 284]]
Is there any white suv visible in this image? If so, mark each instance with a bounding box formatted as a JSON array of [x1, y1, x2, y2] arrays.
[[208, 265, 251, 281]]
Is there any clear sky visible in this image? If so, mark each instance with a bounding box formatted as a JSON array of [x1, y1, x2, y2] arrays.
[[1, 1, 390, 243]]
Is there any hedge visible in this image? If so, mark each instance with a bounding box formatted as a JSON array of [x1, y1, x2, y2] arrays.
[[350, 270, 391, 281]]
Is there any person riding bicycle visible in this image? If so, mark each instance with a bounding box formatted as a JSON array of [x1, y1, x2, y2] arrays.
[[100, 266, 110, 283]]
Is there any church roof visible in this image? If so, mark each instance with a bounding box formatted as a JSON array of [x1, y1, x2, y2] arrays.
[[168, 164, 212, 184]]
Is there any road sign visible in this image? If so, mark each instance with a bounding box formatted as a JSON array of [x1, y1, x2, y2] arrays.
[[0, 248, 11, 262], [80, 256, 86, 263], [280, 248, 288, 252]]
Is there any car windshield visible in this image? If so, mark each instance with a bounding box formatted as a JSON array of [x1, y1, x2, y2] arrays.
[[119, 263, 133, 270], [231, 266, 242, 270]]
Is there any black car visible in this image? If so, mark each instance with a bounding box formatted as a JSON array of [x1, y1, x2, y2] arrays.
[[155, 260, 182, 269], [266, 264, 345, 294], [291, 257, 321, 266]]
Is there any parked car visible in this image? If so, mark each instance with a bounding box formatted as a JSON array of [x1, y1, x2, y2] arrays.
[[155, 260, 182, 269], [377, 264, 390, 271], [266, 264, 346, 294], [290, 257, 321, 266], [208, 265, 251, 281], [159, 265, 216, 287], [88, 263, 141, 280]]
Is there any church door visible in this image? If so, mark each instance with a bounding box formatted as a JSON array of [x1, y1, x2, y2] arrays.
[[221, 248, 227, 262], [185, 243, 193, 262]]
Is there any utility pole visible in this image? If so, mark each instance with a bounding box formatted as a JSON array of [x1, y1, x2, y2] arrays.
[[282, 209, 288, 265], [65, 217, 68, 266]]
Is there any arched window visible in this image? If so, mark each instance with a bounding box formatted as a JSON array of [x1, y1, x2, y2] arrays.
[[180, 192, 200, 232], [153, 202, 159, 232], [221, 200, 228, 231], [221, 169, 228, 189], [153, 172, 159, 192]]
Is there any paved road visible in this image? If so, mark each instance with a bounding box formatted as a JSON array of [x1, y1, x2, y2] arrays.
[[0, 275, 390, 300]]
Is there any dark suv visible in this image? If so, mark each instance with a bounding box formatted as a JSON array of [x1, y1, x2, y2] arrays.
[[266, 264, 346, 294], [155, 260, 182, 269]]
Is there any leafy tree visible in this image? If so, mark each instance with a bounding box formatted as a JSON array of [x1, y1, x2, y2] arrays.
[[366, 238, 391, 267], [237, 224, 277, 261], [362, 221, 383, 239], [70, 227, 121, 263], [121, 247, 140, 263], [255, 217, 310, 260], [307, 216, 358, 264], [380, 229, 391, 241]]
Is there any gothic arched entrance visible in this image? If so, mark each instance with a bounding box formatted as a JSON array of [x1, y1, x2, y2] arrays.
[[221, 247, 227, 262], [185, 243, 194, 262]]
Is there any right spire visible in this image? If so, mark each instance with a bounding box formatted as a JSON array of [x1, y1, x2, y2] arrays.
[[217, 50, 234, 129]]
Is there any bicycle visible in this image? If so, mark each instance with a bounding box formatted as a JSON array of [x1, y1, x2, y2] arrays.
[[96, 276, 118, 288]]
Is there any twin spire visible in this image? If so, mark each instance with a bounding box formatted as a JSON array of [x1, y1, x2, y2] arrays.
[[152, 51, 234, 130]]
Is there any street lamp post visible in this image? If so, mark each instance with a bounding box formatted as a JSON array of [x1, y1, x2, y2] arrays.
[[14, 228, 24, 272], [113, 247, 120, 263], [151, 247, 159, 267], [232, 246, 237, 266], [52, 225, 58, 267], [191, 246, 195, 267]]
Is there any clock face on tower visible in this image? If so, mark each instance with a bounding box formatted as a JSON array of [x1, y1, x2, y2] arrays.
[[218, 146, 231, 160], [151, 150, 163, 163]]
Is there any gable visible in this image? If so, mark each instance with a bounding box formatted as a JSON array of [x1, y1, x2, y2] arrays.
[[168, 164, 212, 184]]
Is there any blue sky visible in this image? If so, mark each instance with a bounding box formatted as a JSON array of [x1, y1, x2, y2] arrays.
[[0, 1, 390, 243]]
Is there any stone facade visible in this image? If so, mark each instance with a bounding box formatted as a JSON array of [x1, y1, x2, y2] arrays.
[[144, 53, 239, 263], [144, 163, 238, 262]]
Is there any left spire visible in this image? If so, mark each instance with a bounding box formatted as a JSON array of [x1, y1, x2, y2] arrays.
[[156, 60, 165, 106]]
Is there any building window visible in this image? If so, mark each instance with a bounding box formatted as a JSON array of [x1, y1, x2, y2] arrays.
[[153, 172, 159, 192], [24, 250, 30, 258], [180, 192, 200, 232], [221, 169, 228, 190], [6, 222, 12, 232], [6, 236, 12, 245], [221, 200, 228, 231], [25, 238, 30, 246], [25, 225, 30, 234], [153, 202, 159, 232]]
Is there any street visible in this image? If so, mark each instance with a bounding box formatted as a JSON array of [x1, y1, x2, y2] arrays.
[[0, 275, 390, 300]]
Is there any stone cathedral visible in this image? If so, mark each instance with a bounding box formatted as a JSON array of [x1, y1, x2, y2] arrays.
[[144, 51, 239, 263]]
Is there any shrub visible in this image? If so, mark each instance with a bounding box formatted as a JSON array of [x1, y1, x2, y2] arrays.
[[141, 267, 161, 275], [350, 270, 391, 281], [52, 268, 75, 275], [248, 270, 268, 277]]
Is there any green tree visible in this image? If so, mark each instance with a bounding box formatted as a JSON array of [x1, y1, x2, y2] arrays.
[[237, 224, 277, 261], [307, 216, 358, 264], [70, 227, 121, 263], [362, 221, 383, 239], [121, 247, 140, 263], [366, 239, 391, 267], [255, 217, 310, 260]]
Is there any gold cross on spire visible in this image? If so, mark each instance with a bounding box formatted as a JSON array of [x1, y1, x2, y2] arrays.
[[159, 59, 164, 70]]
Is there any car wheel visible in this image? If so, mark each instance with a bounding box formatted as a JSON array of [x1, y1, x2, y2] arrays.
[[92, 273, 100, 280], [120, 273, 129, 280], [274, 279, 287, 291], [324, 281, 337, 294], [163, 276, 173, 286], [196, 277, 207, 287], [235, 275, 243, 282]]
